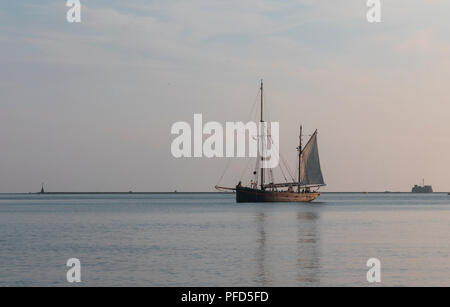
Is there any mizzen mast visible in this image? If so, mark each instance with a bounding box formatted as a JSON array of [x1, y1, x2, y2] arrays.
[[260, 79, 265, 190], [297, 125, 302, 192]]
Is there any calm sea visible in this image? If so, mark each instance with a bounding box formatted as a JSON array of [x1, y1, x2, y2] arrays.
[[0, 192, 449, 287]]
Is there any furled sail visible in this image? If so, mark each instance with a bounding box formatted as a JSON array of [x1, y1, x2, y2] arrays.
[[300, 131, 325, 185]]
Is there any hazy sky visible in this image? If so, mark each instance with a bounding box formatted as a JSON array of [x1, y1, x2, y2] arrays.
[[1, 1, 450, 192]]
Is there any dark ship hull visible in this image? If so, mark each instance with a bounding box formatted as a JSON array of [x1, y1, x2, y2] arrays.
[[236, 186, 320, 203], [412, 185, 433, 193]]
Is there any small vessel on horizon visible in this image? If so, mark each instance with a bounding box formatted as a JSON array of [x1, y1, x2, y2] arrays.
[[216, 81, 325, 202], [412, 179, 433, 193]]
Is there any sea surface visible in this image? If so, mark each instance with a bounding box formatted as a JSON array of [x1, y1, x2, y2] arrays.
[[0, 192, 449, 287]]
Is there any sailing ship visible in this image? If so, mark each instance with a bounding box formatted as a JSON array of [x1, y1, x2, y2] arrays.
[[216, 81, 325, 202]]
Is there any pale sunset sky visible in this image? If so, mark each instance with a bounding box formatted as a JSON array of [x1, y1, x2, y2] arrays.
[[1, 1, 450, 192]]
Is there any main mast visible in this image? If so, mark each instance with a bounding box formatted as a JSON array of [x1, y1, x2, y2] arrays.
[[298, 125, 302, 192], [260, 80, 264, 190]]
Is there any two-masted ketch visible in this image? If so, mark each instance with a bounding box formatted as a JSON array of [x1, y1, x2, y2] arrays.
[[216, 81, 325, 202]]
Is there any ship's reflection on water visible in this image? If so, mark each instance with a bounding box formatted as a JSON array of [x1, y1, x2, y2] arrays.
[[296, 211, 320, 284], [254, 206, 321, 286], [255, 211, 269, 284]]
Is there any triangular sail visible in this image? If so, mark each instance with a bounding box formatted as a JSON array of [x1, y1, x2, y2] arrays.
[[300, 131, 325, 185]]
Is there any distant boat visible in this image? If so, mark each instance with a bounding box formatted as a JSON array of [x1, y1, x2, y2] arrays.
[[412, 179, 433, 193], [215, 81, 325, 202]]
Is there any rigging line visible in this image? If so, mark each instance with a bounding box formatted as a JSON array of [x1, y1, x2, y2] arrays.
[[216, 158, 233, 186], [269, 168, 274, 184], [255, 149, 261, 185], [271, 135, 295, 182], [280, 151, 295, 181], [280, 152, 295, 182], [252, 160, 259, 186], [236, 88, 261, 183], [280, 147, 292, 182], [216, 88, 260, 186], [267, 134, 287, 182], [277, 152, 289, 183], [261, 89, 292, 184], [281, 153, 296, 182], [263, 90, 273, 124], [267, 135, 296, 182], [246, 88, 261, 122], [240, 156, 254, 182], [266, 135, 287, 182]]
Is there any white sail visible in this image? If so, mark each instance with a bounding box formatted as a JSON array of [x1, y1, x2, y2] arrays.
[[300, 131, 325, 185]]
